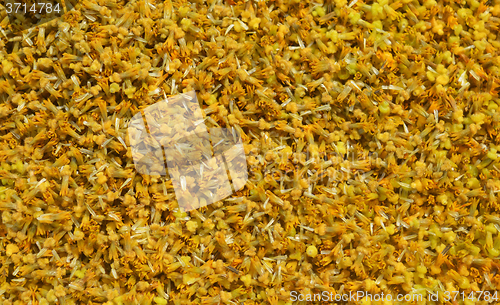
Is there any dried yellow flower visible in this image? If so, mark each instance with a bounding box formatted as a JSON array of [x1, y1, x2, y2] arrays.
[[1, 0, 500, 303]]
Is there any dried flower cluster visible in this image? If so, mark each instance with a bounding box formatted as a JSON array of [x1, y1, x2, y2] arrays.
[[1, 0, 500, 304]]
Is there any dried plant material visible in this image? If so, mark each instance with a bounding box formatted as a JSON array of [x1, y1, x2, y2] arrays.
[[1, 0, 500, 304]]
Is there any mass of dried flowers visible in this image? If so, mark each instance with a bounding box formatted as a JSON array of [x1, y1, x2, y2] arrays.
[[1, 0, 500, 304]]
